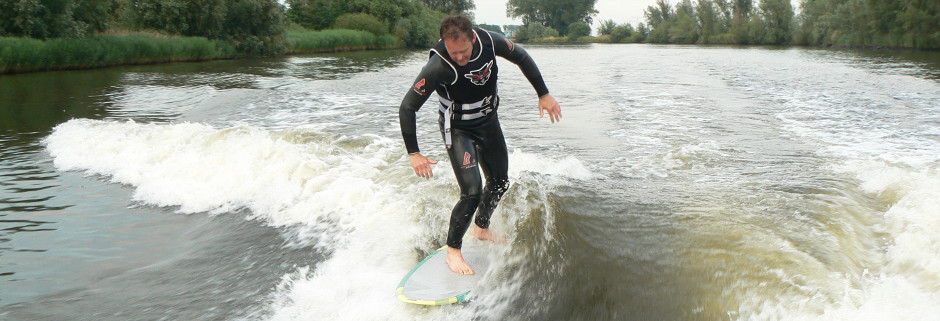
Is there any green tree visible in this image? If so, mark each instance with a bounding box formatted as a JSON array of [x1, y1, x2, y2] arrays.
[[897, 0, 940, 48], [131, 0, 189, 35], [506, 0, 598, 35], [697, 0, 719, 43], [567, 21, 591, 40], [74, 0, 122, 34], [287, 0, 412, 33], [176, 0, 227, 39], [868, 0, 902, 38], [758, 0, 793, 44], [794, 0, 830, 45], [333, 13, 388, 35], [597, 18, 617, 35], [423, 0, 474, 15], [513, 22, 558, 41], [645, 0, 671, 29], [332, 0, 404, 28], [609, 23, 634, 42], [645, 0, 673, 42], [286, 0, 337, 30], [635, 22, 649, 41], [130, 0, 286, 55], [731, 0, 753, 43], [0, 0, 120, 38], [393, 1, 445, 47], [223, 0, 287, 55], [833, 0, 870, 44], [657, 0, 673, 21], [713, 0, 733, 33], [669, 0, 697, 43]]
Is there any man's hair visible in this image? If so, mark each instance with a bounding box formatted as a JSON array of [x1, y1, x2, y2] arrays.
[[440, 15, 473, 41]]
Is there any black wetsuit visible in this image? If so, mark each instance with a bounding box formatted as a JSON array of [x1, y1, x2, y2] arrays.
[[399, 28, 549, 249]]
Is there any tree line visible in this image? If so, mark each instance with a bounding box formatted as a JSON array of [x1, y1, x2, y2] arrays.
[[0, 0, 288, 54], [0, 0, 476, 55], [1, 0, 936, 53], [592, 0, 938, 49]]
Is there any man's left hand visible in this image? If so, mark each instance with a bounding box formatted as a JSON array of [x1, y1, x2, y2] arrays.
[[538, 93, 562, 123]]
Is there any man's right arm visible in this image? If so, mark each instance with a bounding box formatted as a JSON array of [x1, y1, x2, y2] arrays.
[[399, 54, 450, 154]]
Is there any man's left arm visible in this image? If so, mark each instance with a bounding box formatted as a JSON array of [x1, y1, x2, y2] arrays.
[[491, 31, 562, 123]]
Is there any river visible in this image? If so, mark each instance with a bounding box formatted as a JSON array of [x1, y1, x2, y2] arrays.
[[1, 44, 938, 320]]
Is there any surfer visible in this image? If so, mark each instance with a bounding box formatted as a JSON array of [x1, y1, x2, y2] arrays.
[[398, 15, 562, 275]]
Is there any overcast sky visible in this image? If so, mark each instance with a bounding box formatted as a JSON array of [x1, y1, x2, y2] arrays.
[[473, 0, 653, 27]]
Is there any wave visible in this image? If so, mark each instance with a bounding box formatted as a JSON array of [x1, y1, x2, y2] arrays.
[[44, 119, 593, 320]]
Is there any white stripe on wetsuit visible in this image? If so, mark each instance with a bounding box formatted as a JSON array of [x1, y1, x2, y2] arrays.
[[440, 95, 495, 148]]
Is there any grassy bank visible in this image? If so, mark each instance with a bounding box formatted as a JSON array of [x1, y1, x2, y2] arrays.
[[286, 29, 402, 54], [0, 29, 405, 74], [0, 34, 237, 74]]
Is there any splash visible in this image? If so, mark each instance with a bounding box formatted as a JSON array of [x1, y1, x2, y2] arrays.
[[44, 119, 592, 320]]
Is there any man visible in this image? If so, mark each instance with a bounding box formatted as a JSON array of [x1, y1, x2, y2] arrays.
[[399, 15, 561, 275]]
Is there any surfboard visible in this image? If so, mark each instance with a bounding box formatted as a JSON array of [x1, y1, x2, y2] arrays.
[[397, 240, 491, 305]]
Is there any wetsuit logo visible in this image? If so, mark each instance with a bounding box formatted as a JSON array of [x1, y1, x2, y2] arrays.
[[464, 60, 493, 86], [413, 78, 426, 95], [462, 151, 476, 169]]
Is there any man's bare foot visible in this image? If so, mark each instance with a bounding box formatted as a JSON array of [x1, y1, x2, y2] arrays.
[[445, 247, 474, 275], [472, 226, 507, 243]]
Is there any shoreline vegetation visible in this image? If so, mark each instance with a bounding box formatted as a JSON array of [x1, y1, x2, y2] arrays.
[[522, 35, 940, 52], [4, 28, 934, 75], [0, 28, 404, 74], [1, 0, 937, 75]]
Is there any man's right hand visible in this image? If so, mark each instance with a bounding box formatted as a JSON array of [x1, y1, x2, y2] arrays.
[[409, 153, 438, 179]]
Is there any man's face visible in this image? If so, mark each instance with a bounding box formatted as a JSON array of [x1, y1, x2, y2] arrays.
[[444, 33, 475, 66]]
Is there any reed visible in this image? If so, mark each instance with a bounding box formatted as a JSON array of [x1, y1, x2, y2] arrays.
[[287, 29, 402, 54], [1, 29, 404, 74], [0, 34, 237, 74]]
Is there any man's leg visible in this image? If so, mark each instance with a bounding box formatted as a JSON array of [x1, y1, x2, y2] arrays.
[[472, 118, 510, 241], [443, 127, 482, 274]]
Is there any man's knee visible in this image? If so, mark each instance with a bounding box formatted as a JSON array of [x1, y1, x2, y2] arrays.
[[459, 192, 482, 208], [453, 192, 481, 219]]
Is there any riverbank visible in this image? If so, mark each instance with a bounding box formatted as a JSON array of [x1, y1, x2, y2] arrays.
[[0, 34, 237, 74], [0, 29, 403, 75], [285, 29, 402, 55], [520, 35, 940, 51]]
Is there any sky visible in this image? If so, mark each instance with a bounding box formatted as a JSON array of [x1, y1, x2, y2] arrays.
[[473, 0, 654, 27]]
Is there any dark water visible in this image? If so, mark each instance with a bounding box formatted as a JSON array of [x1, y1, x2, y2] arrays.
[[1, 45, 939, 320]]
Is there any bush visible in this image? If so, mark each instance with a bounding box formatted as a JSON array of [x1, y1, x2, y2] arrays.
[[130, 0, 286, 56], [514, 23, 558, 42], [567, 21, 591, 40], [0, 0, 121, 39], [610, 24, 634, 42], [393, 7, 445, 48], [286, 0, 337, 30], [223, 0, 288, 55], [333, 13, 388, 35], [597, 19, 617, 36], [287, 29, 400, 53]]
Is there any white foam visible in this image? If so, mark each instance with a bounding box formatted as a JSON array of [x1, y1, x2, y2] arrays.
[[725, 142, 940, 321], [44, 119, 592, 320], [47, 119, 313, 215], [507, 149, 594, 180]]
